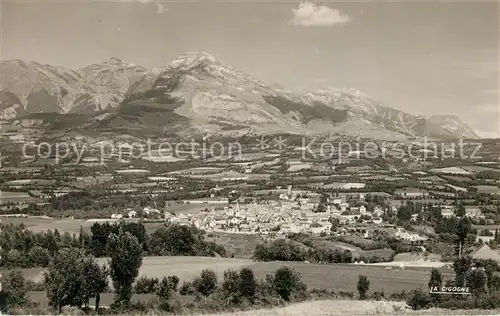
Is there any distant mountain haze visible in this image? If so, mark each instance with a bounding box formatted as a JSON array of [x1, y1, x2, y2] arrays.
[[0, 53, 480, 140]]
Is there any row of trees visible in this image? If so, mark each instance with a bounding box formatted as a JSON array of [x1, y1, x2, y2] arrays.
[[88, 221, 226, 258], [0, 223, 81, 268], [3, 229, 141, 313], [0, 222, 226, 268], [407, 257, 500, 310], [2, 228, 312, 314], [10, 235, 500, 314], [253, 239, 354, 263]]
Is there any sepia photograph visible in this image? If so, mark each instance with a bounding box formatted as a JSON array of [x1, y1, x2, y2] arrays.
[[0, 0, 499, 314]]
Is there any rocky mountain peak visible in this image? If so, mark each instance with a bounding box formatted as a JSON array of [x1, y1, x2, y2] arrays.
[[0, 54, 481, 140]]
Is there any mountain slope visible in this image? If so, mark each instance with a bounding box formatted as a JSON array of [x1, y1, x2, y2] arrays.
[[428, 115, 479, 139], [119, 52, 478, 139], [70, 57, 151, 114], [0, 53, 479, 140], [0, 60, 81, 119], [0, 58, 152, 120]]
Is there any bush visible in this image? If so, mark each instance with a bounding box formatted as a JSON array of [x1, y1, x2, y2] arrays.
[[134, 276, 159, 294], [337, 236, 389, 251], [179, 281, 195, 296], [214, 245, 227, 257], [490, 275, 500, 292], [476, 292, 500, 309], [3, 271, 29, 307], [221, 269, 241, 304], [339, 291, 354, 299], [436, 293, 500, 310], [239, 267, 257, 301], [5, 250, 26, 268], [406, 289, 431, 310], [148, 224, 219, 257], [389, 290, 408, 301], [254, 278, 284, 307], [254, 240, 353, 264], [371, 291, 384, 301], [271, 266, 307, 301], [25, 280, 45, 292], [156, 277, 173, 300], [436, 298, 474, 309], [357, 275, 370, 300], [194, 269, 218, 297], [466, 269, 487, 295], [27, 246, 51, 267], [167, 275, 180, 292]]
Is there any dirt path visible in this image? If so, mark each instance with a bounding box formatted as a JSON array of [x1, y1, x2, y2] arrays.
[[195, 300, 500, 316]]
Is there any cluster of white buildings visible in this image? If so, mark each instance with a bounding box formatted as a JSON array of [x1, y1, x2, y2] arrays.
[[394, 227, 429, 242], [175, 200, 334, 235], [163, 191, 391, 237]]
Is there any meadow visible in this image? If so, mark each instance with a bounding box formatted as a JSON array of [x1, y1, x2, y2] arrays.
[[205, 232, 264, 259], [16, 256, 453, 294], [0, 190, 36, 203], [475, 185, 500, 194], [310, 238, 395, 260], [166, 202, 212, 215], [0, 217, 86, 234]]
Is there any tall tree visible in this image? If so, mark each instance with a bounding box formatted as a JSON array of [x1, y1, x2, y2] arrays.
[[467, 269, 487, 295], [455, 217, 471, 256], [238, 267, 257, 301], [80, 257, 109, 312], [428, 268, 442, 290], [272, 266, 306, 301], [44, 248, 87, 313], [314, 194, 328, 213], [453, 256, 473, 287], [3, 271, 29, 307], [357, 275, 370, 300], [149, 224, 196, 256], [107, 230, 143, 307], [455, 203, 466, 217]]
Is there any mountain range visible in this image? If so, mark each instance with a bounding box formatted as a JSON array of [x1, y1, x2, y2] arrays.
[[0, 52, 479, 140]]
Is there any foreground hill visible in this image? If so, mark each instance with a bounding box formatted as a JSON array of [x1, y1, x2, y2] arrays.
[[15, 255, 446, 295], [197, 300, 499, 316], [0, 53, 479, 140]]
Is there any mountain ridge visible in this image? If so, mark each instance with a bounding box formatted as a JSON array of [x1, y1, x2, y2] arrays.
[[0, 52, 480, 140]]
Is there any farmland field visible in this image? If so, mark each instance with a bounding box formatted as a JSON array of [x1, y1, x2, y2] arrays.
[[97, 256, 254, 281], [14, 256, 253, 283], [310, 238, 395, 260], [205, 232, 265, 259], [167, 202, 214, 215], [0, 217, 86, 234], [170, 167, 224, 174], [248, 262, 453, 294], [393, 252, 442, 262], [15, 256, 453, 295], [115, 169, 150, 174], [0, 190, 36, 203], [475, 185, 500, 194]]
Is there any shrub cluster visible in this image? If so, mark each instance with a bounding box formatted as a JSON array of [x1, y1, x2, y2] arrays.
[[407, 260, 500, 311], [336, 236, 390, 251], [253, 240, 353, 263], [0, 222, 227, 269]]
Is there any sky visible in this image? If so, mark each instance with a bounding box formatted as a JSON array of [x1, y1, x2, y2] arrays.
[[1, 0, 499, 137]]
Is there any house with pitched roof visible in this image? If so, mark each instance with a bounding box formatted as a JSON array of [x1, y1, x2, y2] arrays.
[[471, 244, 500, 263]]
